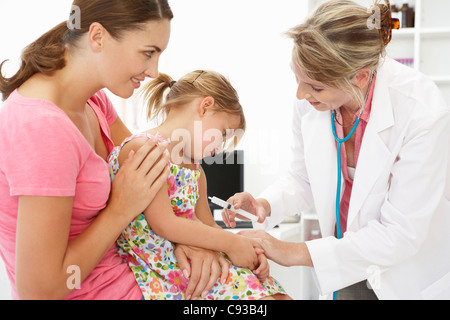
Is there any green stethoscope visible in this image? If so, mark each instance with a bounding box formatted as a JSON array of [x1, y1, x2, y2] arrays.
[[330, 72, 374, 300]]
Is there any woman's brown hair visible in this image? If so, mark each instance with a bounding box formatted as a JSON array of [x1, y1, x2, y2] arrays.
[[0, 0, 173, 101]]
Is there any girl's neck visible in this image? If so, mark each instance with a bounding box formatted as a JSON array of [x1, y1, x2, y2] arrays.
[[146, 114, 199, 170]]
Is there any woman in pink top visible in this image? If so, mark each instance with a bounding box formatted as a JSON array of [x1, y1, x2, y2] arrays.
[[0, 0, 226, 300]]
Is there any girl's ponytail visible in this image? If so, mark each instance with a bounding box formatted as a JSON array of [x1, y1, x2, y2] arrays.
[[141, 73, 175, 121], [0, 21, 69, 101]]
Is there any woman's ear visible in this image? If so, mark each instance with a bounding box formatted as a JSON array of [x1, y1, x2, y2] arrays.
[[88, 22, 108, 52], [199, 96, 215, 117], [351, 68, 372, 89]]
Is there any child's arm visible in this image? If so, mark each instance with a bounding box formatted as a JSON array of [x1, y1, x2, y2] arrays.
[[118, 138, 259, 270], [195, 167, 270, 281]]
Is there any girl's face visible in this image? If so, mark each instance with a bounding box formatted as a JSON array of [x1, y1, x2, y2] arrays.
[[290, 57, 352, 112], [183, 97, 242, 163], [98, 19, 171, 98], [200, 110, 241, 159]]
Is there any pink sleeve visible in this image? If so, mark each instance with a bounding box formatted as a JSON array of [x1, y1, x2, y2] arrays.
[[3, 108, 88, 197], [89, 90, 118, 126]]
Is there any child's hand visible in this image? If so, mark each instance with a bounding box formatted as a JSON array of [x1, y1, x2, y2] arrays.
[[253, 253, 270, 282], [226, 235, 259, 270]]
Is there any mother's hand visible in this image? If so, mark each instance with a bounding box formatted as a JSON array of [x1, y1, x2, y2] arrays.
[[174, 244, 229, 300]]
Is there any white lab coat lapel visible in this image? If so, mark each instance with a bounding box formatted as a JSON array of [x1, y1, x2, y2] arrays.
[[346, 65, 395, 230], [302, 109, 339, 237], [302, 63, 395, 237]]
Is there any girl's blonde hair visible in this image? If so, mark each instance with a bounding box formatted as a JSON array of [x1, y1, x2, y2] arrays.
[[287, 0, 394, 108], [141, 70, 245, 130]]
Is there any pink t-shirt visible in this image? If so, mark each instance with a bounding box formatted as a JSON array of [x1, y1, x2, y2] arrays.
[[0, 89, 141, 300]]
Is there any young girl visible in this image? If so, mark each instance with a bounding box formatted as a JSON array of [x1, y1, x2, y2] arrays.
[[108, 70, 288, 300]]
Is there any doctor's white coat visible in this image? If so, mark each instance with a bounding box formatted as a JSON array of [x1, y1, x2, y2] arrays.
[[260, 57, 450, 300]]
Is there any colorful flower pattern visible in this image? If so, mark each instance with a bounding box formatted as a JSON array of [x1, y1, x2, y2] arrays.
[[108, 133, 286, 300]]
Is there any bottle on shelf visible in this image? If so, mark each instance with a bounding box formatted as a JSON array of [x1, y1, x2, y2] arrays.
[[400, 3, 415, 28]]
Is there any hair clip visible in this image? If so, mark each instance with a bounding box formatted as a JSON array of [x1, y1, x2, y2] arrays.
[[191, 71, 205, 84], [380, 8, 400, 45], [169, 80, 177, 88]]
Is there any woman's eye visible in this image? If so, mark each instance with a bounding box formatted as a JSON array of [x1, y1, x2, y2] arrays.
[[145, 51, 155, 58], [312, 87, 323, 92]]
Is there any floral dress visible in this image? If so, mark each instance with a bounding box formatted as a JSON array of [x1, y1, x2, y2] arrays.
[[108, 133, 286, 300]]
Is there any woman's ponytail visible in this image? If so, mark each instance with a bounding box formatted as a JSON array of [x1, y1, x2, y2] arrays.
[[0, 21, 69, 101]]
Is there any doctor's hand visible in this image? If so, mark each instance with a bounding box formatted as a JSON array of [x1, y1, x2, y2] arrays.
[[222, 192, 270, 228], [239, 230, 313, 268]]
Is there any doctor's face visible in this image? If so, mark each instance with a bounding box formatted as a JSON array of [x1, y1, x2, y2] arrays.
[[291, 59, 352, 112]]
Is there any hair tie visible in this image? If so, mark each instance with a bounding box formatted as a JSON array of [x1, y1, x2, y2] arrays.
[[169, 80, 177, 88], [380, 7, 400, 46]]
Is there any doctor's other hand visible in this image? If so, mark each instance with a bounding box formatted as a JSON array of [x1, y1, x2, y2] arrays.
[[222, 192, 270, 228], [239, 230, 313, 268]]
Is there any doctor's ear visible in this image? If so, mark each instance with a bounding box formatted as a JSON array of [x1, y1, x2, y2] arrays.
[[351, 68, 372, 89]]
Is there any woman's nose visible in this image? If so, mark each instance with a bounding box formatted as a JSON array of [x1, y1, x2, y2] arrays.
[[145, 60, 159, 79]]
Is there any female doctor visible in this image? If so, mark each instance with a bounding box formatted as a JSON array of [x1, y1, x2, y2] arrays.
[[228, 0, 450, 300]]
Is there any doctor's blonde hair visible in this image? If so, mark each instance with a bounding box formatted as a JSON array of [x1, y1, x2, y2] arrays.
[[287, 0, 393, 108]]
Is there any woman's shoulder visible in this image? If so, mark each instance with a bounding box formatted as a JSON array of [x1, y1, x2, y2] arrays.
[[0, 89, 80, 137]]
